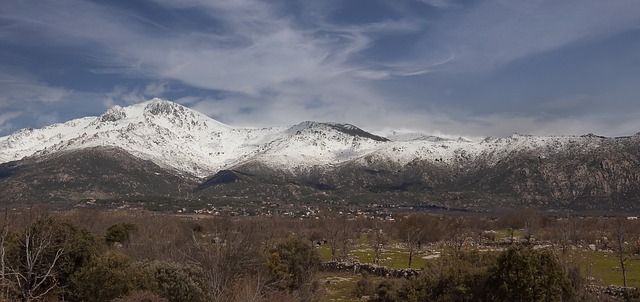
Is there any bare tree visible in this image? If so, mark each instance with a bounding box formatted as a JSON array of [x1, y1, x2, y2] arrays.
[[186, 219, 264, 301], [325, 220, 341, 261], [0, 210, 11, 300], [612, 217, 634, 287], [339, 217, 354, 261], [398, 215, 426, 268], [445, 217, 468, 250], [369, 225, 387, 265], [1, 219, 65, 302], [522, 209, 542, 244], [551, 217, 572, 254]]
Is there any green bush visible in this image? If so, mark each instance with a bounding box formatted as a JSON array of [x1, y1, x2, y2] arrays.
[[353, 274, 376, 298], [70, 252, 152, 301], [388, 247, 575, 302], [144, 261, 210, 302], [484, 247, 574, 302], [112, 291, 169, 302], [398, 249, 494, 302], [267, 238, 321, 291], [3, 217, 98, 301], [105, 223, 137, 246], [374, 279, 403, 302]]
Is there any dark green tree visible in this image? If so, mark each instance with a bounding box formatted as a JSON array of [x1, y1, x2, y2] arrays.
[[267, 238, 321, 291], [2, 216, 98, 301], [70, 252, 152, 302], [144, 261, 210, 302], [353, 274, 376, 299], [105, 223, 137, 247], [394, 248, 576, 302], [112, 290, 168, 302], [398, 249, 494, 302], [373, 279, 402, 302], [484, 247, 574, 302]]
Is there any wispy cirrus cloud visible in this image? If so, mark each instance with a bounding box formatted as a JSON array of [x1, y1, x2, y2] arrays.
[[0, 0, 408, 109], [1, 0, 640, 137], [0, 67, 71, 108], [418, 0, 640, 73], [84, 0, 427, 126], [0, 111, 20, 133], [0, 66, 73, 134]]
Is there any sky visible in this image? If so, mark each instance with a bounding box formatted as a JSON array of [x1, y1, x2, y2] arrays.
[[1, 0, 640, 138]]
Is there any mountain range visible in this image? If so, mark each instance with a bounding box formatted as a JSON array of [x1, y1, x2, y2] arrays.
[[1, 98, 640, 212]]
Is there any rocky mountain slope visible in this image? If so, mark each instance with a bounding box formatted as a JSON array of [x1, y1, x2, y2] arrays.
[[1, 99, 639, 211], [0, 146, 197, 204]]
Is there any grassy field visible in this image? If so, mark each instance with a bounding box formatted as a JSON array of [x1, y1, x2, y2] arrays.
[[317, 232, 437, 269], [319, 244, 433, 269], [316, 246, 640, 302], [348, 246, 430, 269], [319, 271, 366, 302], [321, 243, 640, 287], [317, 226, 640, 302], [569, 250, 640, 287]]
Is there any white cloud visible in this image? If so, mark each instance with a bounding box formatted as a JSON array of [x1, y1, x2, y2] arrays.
[[88, 0, 416, 127], [417, 0, 640, 73], [0, 68, 70, 108], [2, 0, 640, 137], [420, 0, 457, 9], [102, 86, 141, 107], [102, 83, 169, 108], [143, 82, 168, 97], [538, 95, 588, 111], [0, 111, 20, 133], [2, 0, 414, 130]]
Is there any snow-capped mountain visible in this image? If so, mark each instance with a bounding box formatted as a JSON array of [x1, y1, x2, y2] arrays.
[[0, 99, 406, 177], [2, 98, 640, 212], [0, 99, 404, 177], [1, 99, 282, 177], [0, 98, 631, 178]]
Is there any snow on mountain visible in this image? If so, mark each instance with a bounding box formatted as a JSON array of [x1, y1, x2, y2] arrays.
[[375, 129, 453, 142], [239, 121, 387, 170], [0, 98, 608, 178], [0, 99, 281, 177], [0, 99, 396, 176]]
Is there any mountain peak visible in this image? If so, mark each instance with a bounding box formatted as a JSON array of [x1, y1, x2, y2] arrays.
[[143, 98, 185, 116], [6, 97, 637, 183], [100, 105, 126, 122], [581, 133, 606, 139], [508, 132, 533, 138], [286, 121, 389, 142]]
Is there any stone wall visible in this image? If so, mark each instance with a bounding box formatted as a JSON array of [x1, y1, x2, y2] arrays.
[[321, 261, 420, 278], [584, 285, 640, 300]]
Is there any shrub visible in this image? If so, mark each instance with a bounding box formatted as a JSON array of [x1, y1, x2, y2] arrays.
[[484, 247, 574, 302], [105, 223, 137, 246], [353, 274, 376, 298], [398, 249, 493, 302], [267, 238, 321, 291], [70, 252, 152, 301], [2, 216, 98, 301], [374, 279, 403, 302], [394, 247, 575, 302], [112, 291, 169, 302], [144, 261, 210, 302]]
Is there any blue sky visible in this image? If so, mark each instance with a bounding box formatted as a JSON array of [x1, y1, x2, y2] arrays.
[[1, 0, 640, 137]]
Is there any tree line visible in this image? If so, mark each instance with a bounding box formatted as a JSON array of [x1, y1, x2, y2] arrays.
[[0, 207, 639, 301], [0, 209, 324, 301]]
